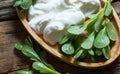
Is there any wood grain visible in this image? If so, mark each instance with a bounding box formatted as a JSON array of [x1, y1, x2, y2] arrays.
[[0, 0, 120, 74]]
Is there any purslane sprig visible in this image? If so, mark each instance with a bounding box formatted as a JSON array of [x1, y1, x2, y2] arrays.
[[14, 0, 32, 10], [15, 37, 60, 74], [59, 1, 117, 62]]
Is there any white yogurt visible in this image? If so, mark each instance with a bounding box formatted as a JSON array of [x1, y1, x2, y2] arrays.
[[28, 0, 101, 45]]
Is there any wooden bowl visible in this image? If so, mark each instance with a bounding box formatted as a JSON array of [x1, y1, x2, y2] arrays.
[[16, 0, 120, 68]]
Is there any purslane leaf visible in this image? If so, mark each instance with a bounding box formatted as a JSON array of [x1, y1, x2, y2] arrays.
[[104, 2, 113, 16], [106, 19, 117, 41], [81, 32, 95, 49], [59, 34, 71, 44], [61, 43, 74, 55], [32, 62, 60, 74], [88, 49, 95, 56], [20, 0, 32, 10], [21, 45, 41, 62], [102, 46, 111, 59], [95, 49, 102, 56], [94, 28, 110, 48], [73, 49, 84, 59], [13, 0, 22, 7], [67, 25, 87, 35], [15, 43, 23, 50], [18, 70, 33, 74], [94, 15, 103, 32]]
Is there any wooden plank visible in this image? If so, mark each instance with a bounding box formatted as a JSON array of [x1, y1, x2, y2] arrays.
[[0, 20, 31, 73], [0, 0, 17, 21]]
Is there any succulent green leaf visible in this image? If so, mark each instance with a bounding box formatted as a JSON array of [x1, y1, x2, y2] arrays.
[[81, 32, 95, 49], [67, 25, 87, 35], [61, 43, 74, 55], [18, 70, 33, 74], [59, 34, 71, 44], [102, 46, 111, 59], [21, 45, 41, 62], [105, 2, 113, 16], [94, 28, 110, 48], [20, 0, 32, 10], [88, 49, 95, 56], [94, 16, 103, 32], [106, 19, 117, 41], [13, 0, 22, 7], [15, 43, 23, 50], [73, 49, 84, 59], [95, 49, 102, 56], [32, 62, 60, 74]]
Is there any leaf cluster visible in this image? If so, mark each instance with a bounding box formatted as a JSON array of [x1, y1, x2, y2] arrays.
[[15, 37, 60, 74], [59, 1, 117, 62], [13, 0, 32, 10]]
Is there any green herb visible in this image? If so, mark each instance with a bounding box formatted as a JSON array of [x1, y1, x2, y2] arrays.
[[86, 9, 104, 33], [74, 49, 84, 59], [87, 14, 97, 19], [15, 37, 60, 74], [59, 1, 116, 62], [94, 13, 104, 32], [67, 25, 87, 35], [104, 2, 113, 16], [105, 19, 117, 41], [94, 28, 110, 48], [32, 62, 59, 74], [14, 0, 32, 10], [59, 34, 71, 44], [88, 49, 95, 56], [18, 70, 33, 74], [102, 46, 111, 59], [61, 43, 74, 55], [95, 49, 103, 56], [81, 32, 95, 49]]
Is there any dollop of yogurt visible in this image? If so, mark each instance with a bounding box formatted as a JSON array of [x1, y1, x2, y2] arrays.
[[28, 0, 101, 45]]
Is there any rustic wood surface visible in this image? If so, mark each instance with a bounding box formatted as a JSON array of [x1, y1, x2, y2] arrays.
[[0, 0, 120, 74]]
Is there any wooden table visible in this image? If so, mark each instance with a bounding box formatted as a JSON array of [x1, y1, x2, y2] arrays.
[[0, 0, 120, 74]]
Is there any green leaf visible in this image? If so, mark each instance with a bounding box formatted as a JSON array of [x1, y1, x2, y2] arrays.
[[67, 25, 87, 35], [86, 9, 104, 32], [106, 19, 116, 41], [15, 43, 23, 50], [20, 0, 32, 10], [88, 49, 95, 56], [73, 49, 84, 59], [95, 49, 102, 56], [13, 0, 22, 7], [94, 16, 103, 32], [81, 32, 95, 49], [105, 2, 113, 16], [32, 62, 60, 74], [94, 28, 110, 48], [59, 34, 71, 44], [87, 14, 97, 19], [102, 46, 111, 59], [18, 70, 33, 74], [61, 43, 74, 55], [21, 45, 41, 62]]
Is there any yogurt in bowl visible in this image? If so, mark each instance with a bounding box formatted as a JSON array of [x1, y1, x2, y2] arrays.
[[28, 0, 101, 45]]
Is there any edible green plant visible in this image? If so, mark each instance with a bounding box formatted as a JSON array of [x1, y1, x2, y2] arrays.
[[15, 37, 60, 74], [14, 0, 32, 10], [60, 0, 116, 62]]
